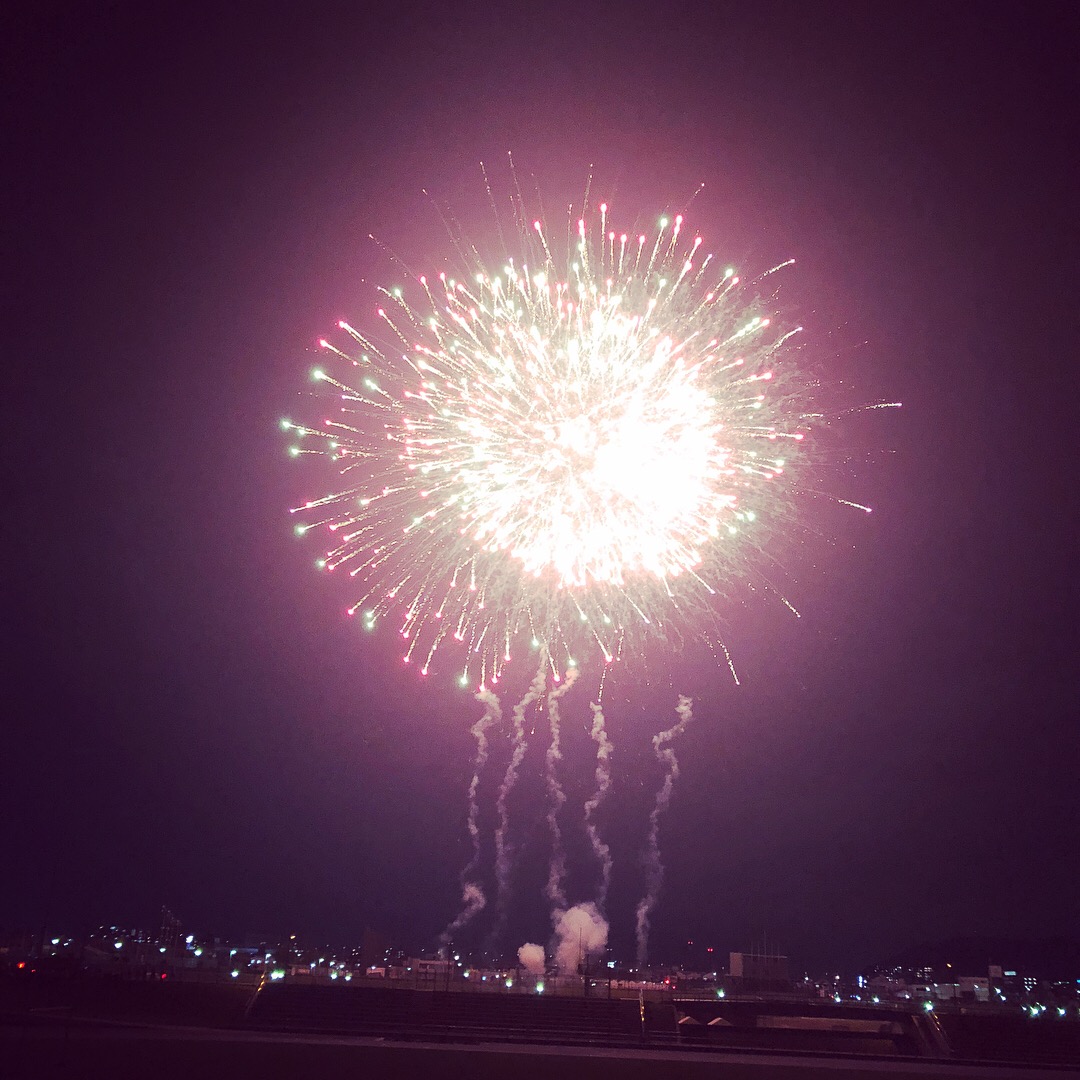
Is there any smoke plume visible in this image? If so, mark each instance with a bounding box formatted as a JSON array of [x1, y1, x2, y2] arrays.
[[552, 902, 609, 976], [583, 699, 614, 913], [439, 686, 501, 946], [517, 942, 546, 976], [543, 666, 579, 915], [490, 659, 548, 944], [634, 694, 693, 968], [440, 882, 486, 949]]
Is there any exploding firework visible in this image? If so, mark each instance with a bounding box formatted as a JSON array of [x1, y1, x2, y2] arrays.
[[285, 195, 815, 688]]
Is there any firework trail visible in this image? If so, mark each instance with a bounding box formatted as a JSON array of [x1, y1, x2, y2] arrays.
[[543, 665, 578, 917], [635, 694, 694, 968], [440, 883, 485, 950], [489, 658, 548, 946], [285, 176, 894, 955], [584, 700, 614, 913], [439, 685, 501, 946]]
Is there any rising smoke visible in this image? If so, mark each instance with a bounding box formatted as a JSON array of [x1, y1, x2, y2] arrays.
[[517, 942, 546, 976], [634, 694, 693, 968], [439, 686, 502, 947], [489, 659, 548, 945], [551, 902, 609, 975], [583, 699, 614, 913], [543, 666, 579, 915]]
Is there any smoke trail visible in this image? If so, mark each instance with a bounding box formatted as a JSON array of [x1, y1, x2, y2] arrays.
[[635, 694, 693, 969], [439, 883, 486, 949], [543, 666, 578, 916], [439, 686, 501, 947], [489, 657, 548, 945], [583, 700, 614, 913]]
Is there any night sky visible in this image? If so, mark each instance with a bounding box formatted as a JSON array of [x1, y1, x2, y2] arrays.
[[6, 2, 1076, 972]]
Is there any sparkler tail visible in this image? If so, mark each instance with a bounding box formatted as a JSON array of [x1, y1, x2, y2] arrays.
[[440, 685, 502, 946], [635, 694, 694, 969], [584, 700, 614, 913], [488, 658, 548, 947], [543, 666, 579, 917], [286, 196, 816, 687]]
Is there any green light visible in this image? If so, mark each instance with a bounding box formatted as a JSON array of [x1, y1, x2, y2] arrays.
[[289, 447, 300, 457]]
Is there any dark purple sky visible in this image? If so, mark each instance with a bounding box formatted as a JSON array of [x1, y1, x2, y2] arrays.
[[5, 2, 1076, 971]]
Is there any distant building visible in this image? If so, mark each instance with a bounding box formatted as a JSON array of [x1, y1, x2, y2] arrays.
[[727, 951, 791, 993]]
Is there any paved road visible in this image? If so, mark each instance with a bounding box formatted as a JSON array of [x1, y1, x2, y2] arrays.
[[4, 1021, 1076, 1080]]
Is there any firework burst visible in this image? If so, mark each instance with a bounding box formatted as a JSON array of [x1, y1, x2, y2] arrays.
[[285, 198, 813, 688]]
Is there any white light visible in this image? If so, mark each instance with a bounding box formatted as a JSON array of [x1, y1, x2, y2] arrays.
[[114, 942, 123, 950], [186, 935, 194, 945], [194, 949, 203, 957], [231, 971, 239, 978]]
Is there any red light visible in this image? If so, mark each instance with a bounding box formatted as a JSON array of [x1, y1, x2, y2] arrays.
[[161, 973, 167, 980], [17, 961, 25, 969]]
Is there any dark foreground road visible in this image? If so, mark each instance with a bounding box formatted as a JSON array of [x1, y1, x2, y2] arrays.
[[4, 1022, 1077, 1080]]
